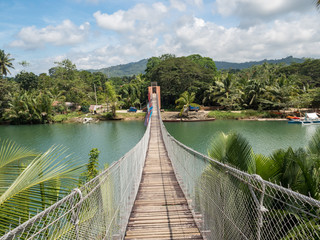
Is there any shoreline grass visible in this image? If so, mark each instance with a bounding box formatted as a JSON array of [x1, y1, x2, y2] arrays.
[[207, 110, 283, 119]]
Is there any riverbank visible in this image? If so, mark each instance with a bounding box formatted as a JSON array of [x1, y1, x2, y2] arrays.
[[1, 109, 293, 125], [53, 111, 146, 123], [160, 110, 288, 121], [207, 110, 288, 120]]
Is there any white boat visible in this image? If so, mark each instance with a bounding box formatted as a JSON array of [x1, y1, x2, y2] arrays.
[[288, 113, 320, 124]]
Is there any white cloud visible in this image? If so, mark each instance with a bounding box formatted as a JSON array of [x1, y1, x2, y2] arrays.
[[10, 20, 90, 49], [94, 10, 134, 32], [53, 4, 320, 71], [215, 0, 314, 27], [8, 0, 320, 75], [171, 15, 320, 62], [94, 2, 168, 32], [170, 0, 186, 11]]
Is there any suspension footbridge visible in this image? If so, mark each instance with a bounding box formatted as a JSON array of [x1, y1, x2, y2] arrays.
[[125, 96, 202, 239], [1, 91, 320, 240]]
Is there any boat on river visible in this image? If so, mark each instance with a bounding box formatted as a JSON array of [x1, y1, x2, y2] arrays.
[[288, 113, 320, 124]]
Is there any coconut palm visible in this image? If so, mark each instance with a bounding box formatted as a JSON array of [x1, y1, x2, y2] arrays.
[[0, 50, 15, 78], [208, 132, 256, 174], [175, 91, 197, 117], [0, 139, 84, 235], [213, 73, 242, 109], [208, 130, 320, 199], [48, 87, 66, 103], [207, 131, 320, 239], [120, 83, 141, 109]]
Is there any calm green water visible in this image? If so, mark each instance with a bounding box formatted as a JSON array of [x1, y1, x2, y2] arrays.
[[1, 120, 319, 169], [0, 121, 146, 168], [164, 120, 320, 156]]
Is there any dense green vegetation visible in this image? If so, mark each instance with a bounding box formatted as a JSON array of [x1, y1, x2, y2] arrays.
[[0, 53, 150, 124], [145, 55, 320, 111], [1, 49, 320, 124], [208, 130, 320, 200]]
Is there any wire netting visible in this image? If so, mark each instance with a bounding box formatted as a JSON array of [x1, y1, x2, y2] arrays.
[[0, 117, 151, 240], [158, 108, 320, 240]]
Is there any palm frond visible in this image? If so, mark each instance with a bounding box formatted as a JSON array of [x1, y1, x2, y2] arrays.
[[0, 144, 85, 235], [0, 139, 39, 169], [307, 128, 320, 155], [208, 132, 255, 174]]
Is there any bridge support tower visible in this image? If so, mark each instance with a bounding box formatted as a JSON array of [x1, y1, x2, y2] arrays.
[[148, 82, 161, 109]]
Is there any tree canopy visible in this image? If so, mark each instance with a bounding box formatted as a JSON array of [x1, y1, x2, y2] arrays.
[[147, 56, 216, 107]]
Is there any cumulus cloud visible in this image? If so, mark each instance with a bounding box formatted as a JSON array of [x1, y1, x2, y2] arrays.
[[172, 15, 320, 62], [215, 0, 314, 27], [10, 20, 90, 49], [67, 12, 320, 72], [170, 0, 187, 11], [94, 2, 167, 32], [10, 0, 320, 74]]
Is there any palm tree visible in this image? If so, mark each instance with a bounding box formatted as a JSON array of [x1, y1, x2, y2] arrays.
[[208, 130, 320, 199], [0, 50, 15, 78], [120, 83, 141, 109], [0, 139, 84, 235], [207, 131, 320, 239], [212, 73, 242, 109], [175, 91, 197, 117], [208, 132, 256, 174]]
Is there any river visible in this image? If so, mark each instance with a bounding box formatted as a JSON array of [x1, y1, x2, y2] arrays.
[[0, 120, 319, 168], [0, 121, 145, 168], [164, 120, 320, 156]]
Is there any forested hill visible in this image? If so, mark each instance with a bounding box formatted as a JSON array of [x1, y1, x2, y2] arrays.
[[215, 56, 305, 70], [88, 59, 148, 77], [88, 56, 305, 77]]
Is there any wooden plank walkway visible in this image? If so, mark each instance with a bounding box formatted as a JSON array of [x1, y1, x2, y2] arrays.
[[125, 97, 202, 240]]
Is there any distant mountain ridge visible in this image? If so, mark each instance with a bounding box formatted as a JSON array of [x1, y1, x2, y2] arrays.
[[87, 59, 148, 78], [215, 56, 305, 70], [87, 56, 306, 77]]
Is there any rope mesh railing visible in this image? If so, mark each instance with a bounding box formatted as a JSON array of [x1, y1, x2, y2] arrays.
[[0, 112, 151, 240], [157, 105, 320, 240]]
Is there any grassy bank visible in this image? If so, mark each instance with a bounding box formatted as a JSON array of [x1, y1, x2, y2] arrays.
[[116, 112, 146, 120], [53, 112, 146, 123], [53, 112, 90, 122], [207, 110, 284, 120]]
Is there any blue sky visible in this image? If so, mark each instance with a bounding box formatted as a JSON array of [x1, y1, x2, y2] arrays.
[[1, 0, 320, 75]]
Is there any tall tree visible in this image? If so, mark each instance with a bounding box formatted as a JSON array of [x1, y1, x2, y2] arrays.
[[149, 57, 215, 107], [0, 50, 15, 78], [15, 71, 39, 91]]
